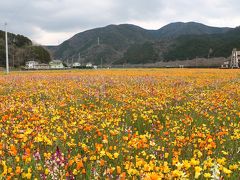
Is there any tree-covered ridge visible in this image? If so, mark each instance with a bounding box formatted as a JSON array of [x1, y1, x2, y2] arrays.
[[48, 22, 238, 65], [163, 27, 240, 61], [0, 30, 51, 67], [116, 42, 158, 64]]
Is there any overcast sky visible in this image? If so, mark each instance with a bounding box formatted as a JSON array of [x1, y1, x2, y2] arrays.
[[0, 0, 239, 45]]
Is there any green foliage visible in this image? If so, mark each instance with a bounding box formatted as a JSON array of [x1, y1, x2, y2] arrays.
[[0, 30, 51, 66], [116, 42, 158, 64], [14, 34, 32, 47], [25, 46, 51, 63], [50, 23, 239, 65], [163, 28, 240, 61]]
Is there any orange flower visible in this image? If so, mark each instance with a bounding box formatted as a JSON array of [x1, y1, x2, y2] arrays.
[[76, 160, 84, 170], [25, 148, 31, 156], [163, 131, 169, 136], [9, 145, 17, 156], [116, 166, 121, 174], [82, 169, 86, 174], [100, 159, 105, 166], [16, 166, 21, 174]]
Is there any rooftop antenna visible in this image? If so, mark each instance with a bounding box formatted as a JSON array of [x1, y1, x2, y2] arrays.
[[98, 37, 102, 68], [4, 22, 9, 74]]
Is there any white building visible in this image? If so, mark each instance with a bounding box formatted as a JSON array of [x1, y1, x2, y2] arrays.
[[35, 63, 50, 69], [72, 62, 81, 68], [49, 60, 64, 69], [230, 49, 240, 68], [86, 62, 93, 68], [25, 61, 38, 69]]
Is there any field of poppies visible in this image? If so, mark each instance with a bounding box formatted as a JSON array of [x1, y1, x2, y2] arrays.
[[0, 69, 239, 179]]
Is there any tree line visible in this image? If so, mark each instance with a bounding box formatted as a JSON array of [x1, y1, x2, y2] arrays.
[[0, 30, 51, 67]]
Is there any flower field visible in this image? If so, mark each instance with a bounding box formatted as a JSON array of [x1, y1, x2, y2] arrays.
[[0, 69, 239, 179]]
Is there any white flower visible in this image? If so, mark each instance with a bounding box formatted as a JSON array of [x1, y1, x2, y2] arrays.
[[211, 161, 220, 180]]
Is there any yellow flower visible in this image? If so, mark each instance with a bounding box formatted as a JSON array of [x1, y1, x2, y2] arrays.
[[229, 164, 238, 170], [37, 164, 42, 171], [90, 155, 97, 161], [100, 150, 105, 157], [172, 169, 185, 178], [222, 167, 232, 175], [217, 157, 226, 165], [22, 172, 32, 180], [8, 167, 12, 173], [222, 151, 228, 155], [106, 152, 113, 159], [114, 152, 119, 159], [194, 166, 202, 179], [163, 161, 170, 173], [25, 172, 32, 179], [190, 158, 200, 166], [45, 168, 49, 175], [204, 173, 211, 178], [1, 161, 7, 176], [73, 169, 78, 175], [15, 156, 20, 162], [182, 160, 191, 170]]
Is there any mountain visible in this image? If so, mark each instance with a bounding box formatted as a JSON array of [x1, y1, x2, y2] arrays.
[[0, 31, 51, 67], [154, 22, 230, 39], [163, 27, 240, 61], [47, 22, 236, 65], [51, 24, 155, 64]]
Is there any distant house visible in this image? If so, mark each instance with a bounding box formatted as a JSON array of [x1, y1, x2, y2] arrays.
[[49, 60, 64, 69], [86, 62, 93, 68], [72, 62, 81, 68], [35, 63, 50, 69], [221, 61, 229, 68], [25, 61, 38, 69]]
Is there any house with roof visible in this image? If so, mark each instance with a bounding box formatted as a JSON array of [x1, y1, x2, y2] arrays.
[[86, 62, 93, 68], [49, 60, 64, 69], [25, 61, 39, 69], [72, 62, 81, 68], [35, 63, 50, 69]]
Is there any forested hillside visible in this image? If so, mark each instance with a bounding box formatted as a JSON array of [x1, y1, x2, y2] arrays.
[[0, 30, 51, 67], [46, 22, 240, 65]]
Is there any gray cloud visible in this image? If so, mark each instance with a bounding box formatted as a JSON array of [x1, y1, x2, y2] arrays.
[[0, 0, 239, 45]]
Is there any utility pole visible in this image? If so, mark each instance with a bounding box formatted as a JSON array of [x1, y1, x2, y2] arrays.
[[78, 53, 81, 64], [13, 37, 16, 69], [5, 22, 9, 74], [98, 37, 102, 68], [195, 57, 197, 68], [98, 37, 100, 46]]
